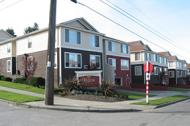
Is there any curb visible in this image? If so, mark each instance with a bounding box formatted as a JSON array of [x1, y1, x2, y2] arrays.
[[0, 99, 141, 113], [19, 104, 142, 113], [154, 97, 190, 109]]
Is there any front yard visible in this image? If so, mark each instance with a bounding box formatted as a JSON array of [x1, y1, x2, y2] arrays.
[[0, 81, 44, 94], [0, 90, 43, 103]]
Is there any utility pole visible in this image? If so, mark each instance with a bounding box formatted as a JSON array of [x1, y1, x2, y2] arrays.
[[45, 0, 57, 105]]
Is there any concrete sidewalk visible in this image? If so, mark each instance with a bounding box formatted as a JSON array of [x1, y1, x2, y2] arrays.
[[1, 85, 189, 112]]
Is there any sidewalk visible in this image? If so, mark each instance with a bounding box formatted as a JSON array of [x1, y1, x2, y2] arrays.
[[0, 85, 189, 112]]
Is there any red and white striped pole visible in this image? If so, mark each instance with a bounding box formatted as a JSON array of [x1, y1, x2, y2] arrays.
[[146, 61, 149, 104]]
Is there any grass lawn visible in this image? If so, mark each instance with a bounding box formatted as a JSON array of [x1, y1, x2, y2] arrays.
[[0, 81, 44, 94], [118, 92, 155, 100], [133, 95, 189, 106], [0, 90, 43, 103]]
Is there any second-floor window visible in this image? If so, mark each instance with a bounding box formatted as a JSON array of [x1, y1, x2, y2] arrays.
[[65, 52, 82, 68], [108, 58, 116, 68], [121, 43, 128, 54], [65, 29, 81, 44], [121, 59, 129, 70], [108, 41, 115, 52], [135, 53, 140, 61], [7, 47, 10, 53], [89, 35, 99, 47], [90, 55, 101, 69]]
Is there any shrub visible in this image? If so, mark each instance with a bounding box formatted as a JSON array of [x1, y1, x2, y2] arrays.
[[34, 77, 45, 88], [0, 75, 5, 81], [14, 77, 27, 84], [100, 81, 119, 97], [5, 77, 12, 82]]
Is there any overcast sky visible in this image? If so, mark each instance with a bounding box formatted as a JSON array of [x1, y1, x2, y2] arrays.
[[0, 0, 190, 62]]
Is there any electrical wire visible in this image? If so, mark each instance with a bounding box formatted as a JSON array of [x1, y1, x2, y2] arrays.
[[0, 0, 25, 12], [75, 1, 190, 61], [101, 0, 189, 57]]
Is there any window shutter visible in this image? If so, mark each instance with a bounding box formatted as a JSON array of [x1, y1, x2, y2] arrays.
[[77, 32, 81, 44], [65, 29, 69, 42], [95, 36, 99, 47]]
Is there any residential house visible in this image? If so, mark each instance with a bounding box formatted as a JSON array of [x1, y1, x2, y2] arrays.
[[159, 52, 187, 85], [0, 18, 132, 89], [103, 36, 131, 87], [128, 41, 168, 85]]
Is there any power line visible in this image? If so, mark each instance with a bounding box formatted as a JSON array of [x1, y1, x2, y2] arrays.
[[101, 0, 189, 56], [0, 0, 25, 12], [74, 1, 190, 61]]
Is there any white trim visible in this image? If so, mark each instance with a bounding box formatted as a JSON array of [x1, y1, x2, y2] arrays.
[[64, 52, 82, 69]]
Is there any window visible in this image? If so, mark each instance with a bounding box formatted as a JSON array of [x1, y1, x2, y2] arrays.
[[169, 71, 175, 78], [135, 66, 142, 76], [108, 41, 115, 52], [115, 78, 122, 86], [154, 66, 159, 75], [121, 43, 128, 54], [108, 58, 116, 68], [169, 62, 175, 67], [121, 59, 129, 70], [145, 53, 148, 61], [90, 55, 101, 69], [7, 60, 11, 72], [135, 53, 140, 61], [65, 29, 81, 44], [89, 35, 99, 47], [28, 41, 32, 48], [65, 52, 82, 68]]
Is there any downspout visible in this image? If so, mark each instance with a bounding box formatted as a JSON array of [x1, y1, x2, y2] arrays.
[[58, 27, 62, 86]]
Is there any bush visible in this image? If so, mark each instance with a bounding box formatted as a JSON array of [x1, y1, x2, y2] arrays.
[[100, 81, 119, 97], [34, 77, 45, 88], [5, 77, 12, 82], [14, 77, 27, 84], [0, 75, 5, 81]]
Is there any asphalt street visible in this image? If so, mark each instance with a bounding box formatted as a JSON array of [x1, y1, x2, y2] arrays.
[[0, 100, 190, 126]]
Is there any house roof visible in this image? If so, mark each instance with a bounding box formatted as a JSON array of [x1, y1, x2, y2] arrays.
[[0, 17, 103, 45], [60, 17, 99, 32], [127, 40, 152, 52], [168, 56, 178, 61], [158, 51, 172, 57], [0, 30, 13, 42], [187, 64, 190, 69]]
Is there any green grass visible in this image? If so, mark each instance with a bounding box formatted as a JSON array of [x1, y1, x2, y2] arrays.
[[133, 95, 189, 106], [0, 81, 44, 94], [119, 92, 155, 100], [0, 90, 43, 103]]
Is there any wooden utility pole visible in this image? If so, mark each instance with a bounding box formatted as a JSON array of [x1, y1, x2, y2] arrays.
[[45, 0, 57, 105]]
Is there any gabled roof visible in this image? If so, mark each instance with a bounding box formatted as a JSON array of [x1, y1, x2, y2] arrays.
[[187, 64, 190, 69], [0, 30, 13, 42], [127, 40, 152, 52], [168, 56, 178, 62], [158, 51, 172, 57], [60, 17, 99, 32]]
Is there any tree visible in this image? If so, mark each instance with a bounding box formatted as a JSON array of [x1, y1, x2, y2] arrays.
[[22, 54, 38, 80], [6, 28, 17, 37], [24, 22, 39, 34]]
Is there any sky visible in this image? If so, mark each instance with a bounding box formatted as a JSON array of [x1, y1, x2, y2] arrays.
[[0, 0, 190, 62]]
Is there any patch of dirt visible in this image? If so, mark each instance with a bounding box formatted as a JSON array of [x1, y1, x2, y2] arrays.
[[65, 94, 126, 102]]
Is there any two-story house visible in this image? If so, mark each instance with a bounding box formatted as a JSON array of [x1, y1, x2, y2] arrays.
[[159, 52, 187, 85], [128, 41, 168, 85], [103, 36, 131, 87], [0, 18, 131, 89]]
